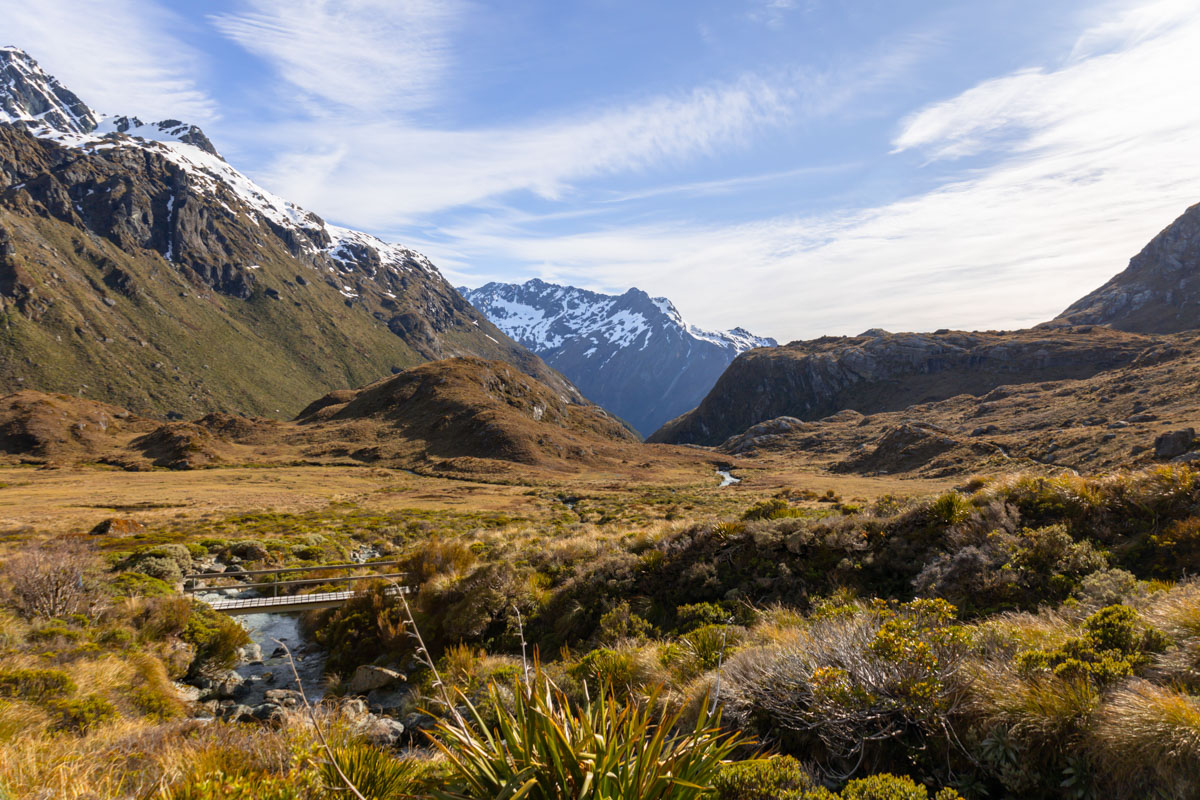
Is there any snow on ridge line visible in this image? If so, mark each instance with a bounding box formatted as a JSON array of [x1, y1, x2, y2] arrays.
[[14, 117, 434, 277], [468, 279, 774, 355]]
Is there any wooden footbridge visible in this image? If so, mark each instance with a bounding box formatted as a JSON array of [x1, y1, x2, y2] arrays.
[[185, 561, 408, 615]]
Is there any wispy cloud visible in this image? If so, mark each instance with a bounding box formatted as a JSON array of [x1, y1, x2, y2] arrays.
[[210, 0, 464, 116], [428, 0, 1200, 341], [254, 75, 792, 224], [0, 0, 215, 121]]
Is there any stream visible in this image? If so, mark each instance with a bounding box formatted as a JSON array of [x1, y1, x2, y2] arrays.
[[196, 589, 327, 703], [717, 468, 741, 487]]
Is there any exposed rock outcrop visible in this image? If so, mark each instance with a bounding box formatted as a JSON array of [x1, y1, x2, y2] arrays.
[[651, 327, 1151, 446], [1049, 202, 1200, 333]]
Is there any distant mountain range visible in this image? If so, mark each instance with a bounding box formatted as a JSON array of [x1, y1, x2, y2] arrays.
[[461, 279, 775, 436], [0, 46, 573, 418]]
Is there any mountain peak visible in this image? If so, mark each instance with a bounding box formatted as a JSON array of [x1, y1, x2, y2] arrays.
[[0, 47, 98, 135], [462, 279, 776, 435]]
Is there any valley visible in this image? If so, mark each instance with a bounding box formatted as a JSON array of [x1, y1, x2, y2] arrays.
[[2, 32, 1200, 800]]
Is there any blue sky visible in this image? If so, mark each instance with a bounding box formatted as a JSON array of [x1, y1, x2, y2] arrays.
[[4, 0, 1200, 341]]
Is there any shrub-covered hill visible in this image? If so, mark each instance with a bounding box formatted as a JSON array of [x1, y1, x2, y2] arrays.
[[0, 357, 653, 473]]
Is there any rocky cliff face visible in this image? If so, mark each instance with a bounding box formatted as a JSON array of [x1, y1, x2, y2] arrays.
[[462, 279, 774, 436], [1050, 201, 1200, 333], [648, 327, 1152, 445], [0, 47, 573, 418]]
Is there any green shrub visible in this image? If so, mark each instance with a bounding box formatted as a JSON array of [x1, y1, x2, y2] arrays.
[[182, 603, 251, 676], [839, 774, 961, 800], [598, 599, 655, 643], [1016, 604, 1167, 686], [712, 756, 816, 800], [0, 668, 76, 701], [48, 694, 117, 731], [675, 602, 730, 632], [134, 556, 183, 584], [110, 571, 174, 597], [743, 498, 806, 521]]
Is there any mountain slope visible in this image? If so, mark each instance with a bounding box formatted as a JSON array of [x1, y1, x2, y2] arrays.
[[1049, 201, 1200, 332], [648, 327, 1152, 445], [0, 358, 650, 475], [462, 279, 774, 436], [0, 47, 573, 418]]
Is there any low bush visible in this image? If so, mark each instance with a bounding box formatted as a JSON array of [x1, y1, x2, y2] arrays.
[[182, 603, 251, 676], [712, 756, 817, 800], [1015, 605, 1166, 686], [48, 694, 117, 731], [0, 668, 76, 701]]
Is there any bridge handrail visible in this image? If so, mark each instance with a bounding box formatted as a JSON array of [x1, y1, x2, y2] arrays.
[[185, 572, 407, 594], [183, 560, 404, 580]]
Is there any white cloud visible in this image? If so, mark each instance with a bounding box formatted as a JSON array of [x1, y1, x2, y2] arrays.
[[210, 0, 464, 115], [425, 0, 1200, 342], [0, 0, 216, 121], [254, 75, 792, 225]]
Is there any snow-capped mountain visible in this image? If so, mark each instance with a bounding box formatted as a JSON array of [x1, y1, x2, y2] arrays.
[[462, 279, 776, 435], [0, 47, 573, 417]]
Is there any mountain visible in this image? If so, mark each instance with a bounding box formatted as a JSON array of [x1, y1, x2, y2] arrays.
[[652, 199, 1200, 449], [717, 332, 1200, 477], [1048, 201, 1200, 332], [0, 357, 653, 475], [0, 47, 573, 418], [461, 279, 775, 436], [648, 327, 1152, 446]]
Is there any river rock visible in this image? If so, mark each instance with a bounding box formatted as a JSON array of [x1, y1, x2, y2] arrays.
[[367, 686, 409, 713], [205, 671, 246, 701], [264, 688, 302, 708], [361, 715, 406, 748], [348, 665, 403, 694], [252, 703, 288, 727], [220, 703, 256, 723], [239, 643, 264, 665]]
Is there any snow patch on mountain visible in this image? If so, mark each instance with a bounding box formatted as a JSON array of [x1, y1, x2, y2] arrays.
[[461, 279, 776, 435], [0, 46, 431, 280], [464, 279, 773, 357]]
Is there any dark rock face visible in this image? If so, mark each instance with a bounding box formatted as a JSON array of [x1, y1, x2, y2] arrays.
[[463, 279, 774, 436], [1050, 201, 1200, 333], [0, 47, 97, 134], [650, 327, 1153, 446]]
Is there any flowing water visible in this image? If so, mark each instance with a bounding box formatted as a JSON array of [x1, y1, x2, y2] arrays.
[[197, 589, 327, 703], [717, 469, 741, 487]]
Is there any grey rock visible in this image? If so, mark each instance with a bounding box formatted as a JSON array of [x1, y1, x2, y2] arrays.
[[239, 643, 263, 665], [348, 664, 404, 694], [1155, 428, 1196, 460], [361, 715, 406, 748], [366, 686, 410, 713]]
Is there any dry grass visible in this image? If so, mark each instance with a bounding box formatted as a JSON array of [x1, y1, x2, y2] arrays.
[[1088, 681, 1200, 793]]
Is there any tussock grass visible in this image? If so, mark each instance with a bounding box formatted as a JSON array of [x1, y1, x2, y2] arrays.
[[1089, 681, 1200, 793]]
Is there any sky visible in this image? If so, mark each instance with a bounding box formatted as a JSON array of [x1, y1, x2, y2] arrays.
[[3, 0, 1200, 342]]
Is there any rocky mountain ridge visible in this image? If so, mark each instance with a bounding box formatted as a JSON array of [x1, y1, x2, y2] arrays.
[[462, 278, 774, 435], [0, 47, 573, 417], [1049, 201, 1200, 333], [649, 327, 1153, 445]]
